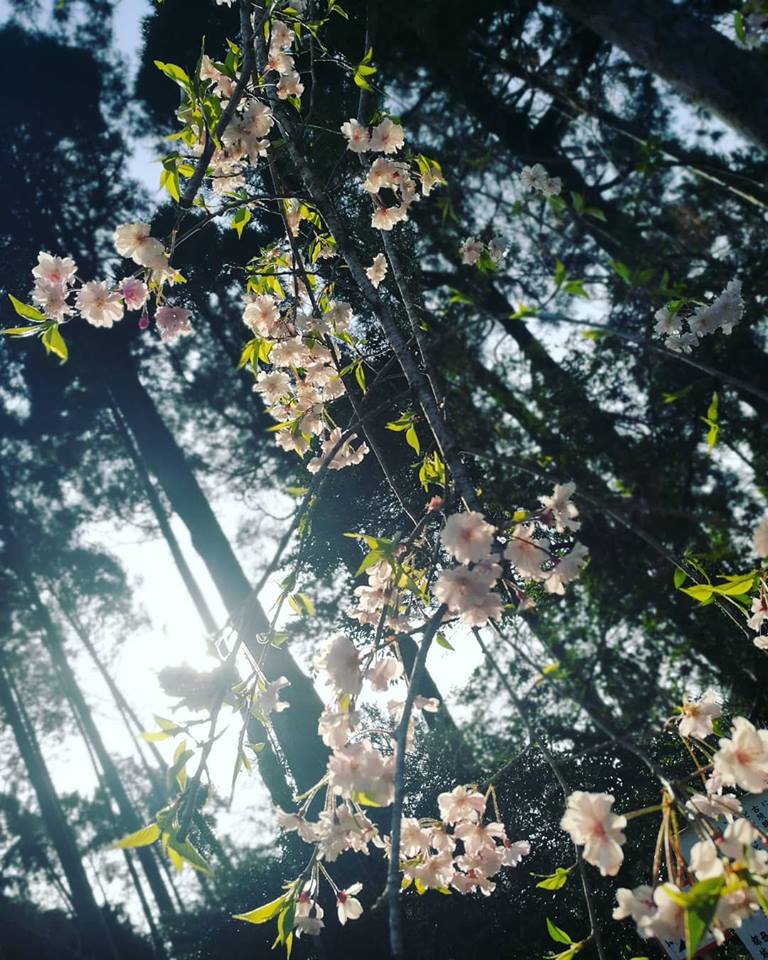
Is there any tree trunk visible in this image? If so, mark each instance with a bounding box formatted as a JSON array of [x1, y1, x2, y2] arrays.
[[552, 0, 768, 151], [0, 661, 119, 960], [109, 400, 218, 635], [0, 487, 178, 921], [88, 343, 328, 793]]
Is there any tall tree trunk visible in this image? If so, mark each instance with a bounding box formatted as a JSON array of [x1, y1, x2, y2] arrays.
[[108, 401, 218, 636], [0, 492, 177, 922], [0, 661, 119, 960], [552, 0, 768, 151], [87, 342, 327, 793], [49, 580, 237, 875]]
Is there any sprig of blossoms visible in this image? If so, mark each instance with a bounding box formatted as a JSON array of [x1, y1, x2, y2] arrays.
[[519, 163, 562, 197], [653, 279, 743, 353], [20, 240, 188, 342], [459, 235, 506, 267], [431, 487, 588, 627]]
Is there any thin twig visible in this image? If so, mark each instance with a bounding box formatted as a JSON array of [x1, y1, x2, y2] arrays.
[[386, 604, 446, 960]]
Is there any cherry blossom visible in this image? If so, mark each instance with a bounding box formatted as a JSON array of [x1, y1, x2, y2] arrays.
[[437, 785, 486, 825], [318, 706, 359, 750], [539, 482, 581, 533], [120, 278, 149, 311], [254, 676, 290, 717], [75, 281, 124, 328], [560, 791, 626, 876], [366, 252, 388, 288], [32, 251, 77, 285], [459, 237, 484, 265], [317, 633, 362, 696], [340, 118, 371, 153], [32, 279, 72, 321], [336, 883, 363, 925], [543, 542, 589, 595], [504, 524, 549, 580], [154, 306, 193, 343], [677, 688, 721, 739], [713, 716, 768, 792], [613, 884, 655, 923], [519, 163, 561, 196], [327, 740, 395, 806], [370, 119, 404, 154], [431, 562, 503, 626], [753, 516, 768, 557], [294, 893, 324, 938], [440, 511, 496, 565]]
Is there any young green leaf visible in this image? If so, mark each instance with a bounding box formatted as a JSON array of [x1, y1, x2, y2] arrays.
[[8, 295, 47, 322], [233, 895, 288, 925], [535, 866, 572, 890], [112, 823, 161, 849], [546, 917, 572, 945]]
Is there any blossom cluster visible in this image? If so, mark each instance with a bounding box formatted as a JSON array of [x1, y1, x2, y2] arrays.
[[272, 783, 530, 935], [519, 163, 562, 197], [243, 287, 369, 470], [749, 516, 768, 650], [432, 484, 588, 627], [341, 118, 444, 229], [25, 231, 192, 344], [653, 279, 743, 353], [459, 235, 506, 267], [561, 700, 768, 949]]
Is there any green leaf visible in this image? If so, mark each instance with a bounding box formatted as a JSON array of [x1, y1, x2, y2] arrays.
[[673, 567, 688, 589], [294, 592, 316, 617], [712, 572, 756, 596], [352, 790, 384, 807], [166, 836, 211, 873], [232, 207, 251, 239], [680, 584, 714, 603], [160, 166, 181, 203], [684, 877, 724, 957], [536, 867, 571, 890], [353, 47, 377, 91], [435, 632, 454, 651], [112, 823, 161, 849], [354, 362, 367, 394], [405, 425, 420, 455], [735, 10, 747, 44], [563, 279, 589, 299], [448, 287, 473, 305], [41, 324, 68, 362], [8, 294, 47, 322], [546, 918, 572, 945], [356, 549, 384, 577], [608, 259, 632, 284], [154, 60, 191, 89], [140, 729, 173, 742], [2, 325, 43, 337], [233, 895, 288, 925]]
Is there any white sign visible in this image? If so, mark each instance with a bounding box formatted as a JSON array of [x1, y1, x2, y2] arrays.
[[675, 791, 768, 960], [737, 792, 768, 959], [657, 933, 716, 959]]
